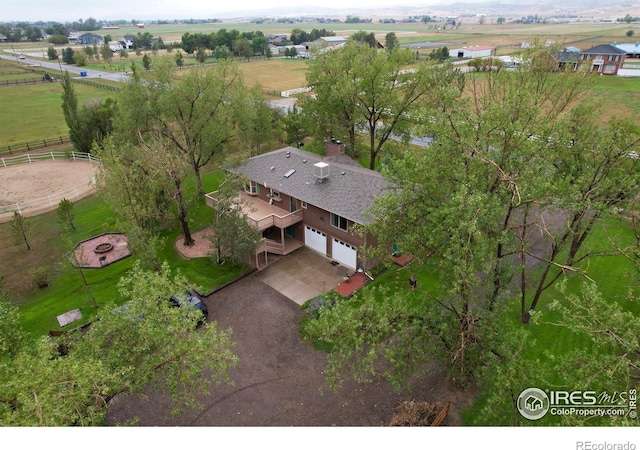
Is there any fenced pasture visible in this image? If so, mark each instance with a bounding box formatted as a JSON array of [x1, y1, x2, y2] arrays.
[[238, 58, 309, 93], [0, 135, 71, 155], [1, 19, 639, 149], [0, 71, 115, 147]]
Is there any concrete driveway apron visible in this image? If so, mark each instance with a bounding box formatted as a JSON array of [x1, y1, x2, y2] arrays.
[[255, 246, 348, 305]]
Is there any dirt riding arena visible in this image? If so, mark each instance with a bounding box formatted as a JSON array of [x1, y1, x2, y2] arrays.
[[0, 159, 98, 222]]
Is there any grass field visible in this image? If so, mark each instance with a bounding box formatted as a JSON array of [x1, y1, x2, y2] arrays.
[[0, 59, 115, 147], [64, 21, 640, 47]]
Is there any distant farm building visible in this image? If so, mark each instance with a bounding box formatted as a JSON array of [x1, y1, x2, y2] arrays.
[[450, 45, 494, 59]]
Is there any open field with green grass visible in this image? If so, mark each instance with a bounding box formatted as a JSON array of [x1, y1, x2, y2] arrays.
[[4, 54, 640, 150], [78, 21, 640, 48], [0, 60, 115, 147]]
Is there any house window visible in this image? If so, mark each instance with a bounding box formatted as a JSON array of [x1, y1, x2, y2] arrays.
[[269, 189, 280, 199], [301, 201, 307, 209], [245, 181, 260, 195], [605, 64, 616, 72], [330, 213, 348, 231]]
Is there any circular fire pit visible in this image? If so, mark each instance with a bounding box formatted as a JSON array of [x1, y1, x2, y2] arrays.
[[94, 242, 114, 254]]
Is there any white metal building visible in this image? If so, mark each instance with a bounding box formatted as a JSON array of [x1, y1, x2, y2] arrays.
[[450, 45, 494, 59]]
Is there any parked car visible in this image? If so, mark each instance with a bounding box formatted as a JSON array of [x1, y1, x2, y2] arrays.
[[18, 55, 25, 59], [169, 291, 209, 323]]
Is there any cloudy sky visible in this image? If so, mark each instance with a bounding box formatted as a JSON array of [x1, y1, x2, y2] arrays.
[[2, 0, 458, 22]]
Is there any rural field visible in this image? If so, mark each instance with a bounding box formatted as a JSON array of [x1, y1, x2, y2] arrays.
[[3, 19, 640, 148]]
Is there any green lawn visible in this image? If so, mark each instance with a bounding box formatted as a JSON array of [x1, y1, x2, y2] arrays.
[[6, 167, 246, 338], [461, 214, 639, 425]]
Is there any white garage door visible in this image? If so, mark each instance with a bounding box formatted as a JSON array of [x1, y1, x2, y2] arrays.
[[332, 238, 357, 269], [305, 225, 327, 255]]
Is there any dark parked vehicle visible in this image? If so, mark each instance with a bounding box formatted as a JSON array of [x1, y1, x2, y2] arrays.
[[169, 291, 209, 323]]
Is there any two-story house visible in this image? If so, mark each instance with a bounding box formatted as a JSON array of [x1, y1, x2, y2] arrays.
[[206, 142, 388, 270], [120, 35, 135, 50], [579, 44, 627, 75]]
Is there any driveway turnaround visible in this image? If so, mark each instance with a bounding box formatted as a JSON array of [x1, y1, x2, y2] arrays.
[[106, 275, 467, 426]]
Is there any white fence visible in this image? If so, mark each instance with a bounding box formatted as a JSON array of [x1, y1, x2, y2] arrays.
[[0, 151, 100, 218], [281, 87, 312, 98], [0, 150, 99, 168]]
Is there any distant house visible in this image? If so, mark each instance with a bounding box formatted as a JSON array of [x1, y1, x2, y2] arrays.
[[109, 41, 124, 52], [578, 44, 626, 75], [553, 51, 580, 71], [120, 35, 135, 50], [78, 33, 102, 45], [449, 45, 494, 59], [267, 34, 288, 46], [283, 44, 307, 56], [307, 36, 347, 52], [68, 31, 81, 42], [206, 142, 388, 270], [496, 55, 522, 70]]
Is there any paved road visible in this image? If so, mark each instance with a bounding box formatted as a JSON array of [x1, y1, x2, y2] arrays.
[[0, 53, 131, 82]]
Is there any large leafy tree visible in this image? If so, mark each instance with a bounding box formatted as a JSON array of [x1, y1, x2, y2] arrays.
[[304, 46, 640, 388], [236, 84, 278, 155], [384, 32, 398, 53], [305, 42, 440, 169], [94, 138, 169, 268], [116, 57, 245, 196], [349, 30, 377, 48], [0, 263, 237, 425]]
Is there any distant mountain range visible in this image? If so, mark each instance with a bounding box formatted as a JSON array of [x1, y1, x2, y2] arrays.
[[210, 1, 639, 21]]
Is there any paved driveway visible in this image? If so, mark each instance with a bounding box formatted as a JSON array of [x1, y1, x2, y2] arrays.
[[106, 275, 466, 426], [255, 246, 350, 305]]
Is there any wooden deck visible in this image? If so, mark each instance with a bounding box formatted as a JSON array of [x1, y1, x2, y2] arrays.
[[206, 190, 303, 232]]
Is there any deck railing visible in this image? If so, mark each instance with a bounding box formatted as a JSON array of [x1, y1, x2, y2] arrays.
[[247, 209, 303, 231], [204, 190, 303, 231]]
